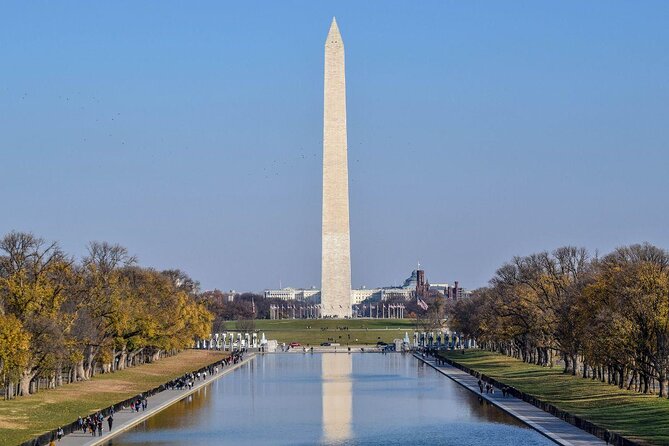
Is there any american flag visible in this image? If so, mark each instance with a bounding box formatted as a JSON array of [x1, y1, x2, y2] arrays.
[[417, 298, 429, 311]]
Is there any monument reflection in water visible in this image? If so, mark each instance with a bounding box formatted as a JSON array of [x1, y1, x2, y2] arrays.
[[104, 353, 553, 446], [322, 354, 352, 442]]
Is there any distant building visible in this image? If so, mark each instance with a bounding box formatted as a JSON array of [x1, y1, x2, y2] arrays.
[[379, 287, 414, 301], [446, 281, 461, 299], [264, 288, 298, 301], [264, 287, 321, 302], [415, 270, 429, 298], [226, 290, 238, 302], [351, 288, 382, 304], [262, 269, 469, 305], [429, 283, 450, 293]]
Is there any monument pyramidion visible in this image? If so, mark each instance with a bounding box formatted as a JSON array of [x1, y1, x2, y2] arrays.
[[321, 18, 352, 318]]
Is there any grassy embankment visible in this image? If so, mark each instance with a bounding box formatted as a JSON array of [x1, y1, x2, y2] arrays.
[[0, 349, 227, 446], [236, 318, 417, 345], [440, 350, 669, 445]]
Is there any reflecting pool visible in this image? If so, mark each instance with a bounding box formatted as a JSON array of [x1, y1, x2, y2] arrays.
[[105, 353, 552, 445]]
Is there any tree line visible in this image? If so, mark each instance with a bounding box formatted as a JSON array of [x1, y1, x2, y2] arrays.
[[0, 231, 212, 399], [448, 243, 669, 397]]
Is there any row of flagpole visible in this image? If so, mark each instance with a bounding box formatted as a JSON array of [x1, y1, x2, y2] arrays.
[[267, 303, 406, 319], [269, 304, 322, 319], [357, 303, 406, 319]]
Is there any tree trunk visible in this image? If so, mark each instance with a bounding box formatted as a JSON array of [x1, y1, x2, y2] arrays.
[[118, 349, 128, 370], [19, 370, 35, 396], [82, 345, 97, 379], [75, 360, 86, 381], [659, 375, 666, 398]]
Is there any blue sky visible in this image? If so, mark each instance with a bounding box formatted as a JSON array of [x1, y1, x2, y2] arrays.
[[2, 1, 668, 291]]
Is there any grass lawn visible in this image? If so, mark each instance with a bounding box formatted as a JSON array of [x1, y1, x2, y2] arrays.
[[441, 350, 669, 445], [0, 349, 227, 446], [233, 318, 418, 345]]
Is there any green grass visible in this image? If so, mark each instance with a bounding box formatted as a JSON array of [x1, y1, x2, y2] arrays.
[[0, 350, 227, 446], [233, 318, 417, 345], [441, 350, 669, 445]]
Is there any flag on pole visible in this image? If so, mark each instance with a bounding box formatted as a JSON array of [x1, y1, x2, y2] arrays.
[[417, 298, 429, 311]]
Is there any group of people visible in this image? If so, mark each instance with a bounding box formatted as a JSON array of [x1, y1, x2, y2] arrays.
[[478, 379, 495, 394], [76, 411, 113, 437], [421, 348, 514, 399], [164, 351, 244, 391], [47, 351, 245, 444], [130, 396, 148, 412], [475, 378, 511, 397]]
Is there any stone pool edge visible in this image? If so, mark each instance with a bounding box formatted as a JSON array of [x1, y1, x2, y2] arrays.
[[57, 353, 256, 446], [413, 354, 607, 446]]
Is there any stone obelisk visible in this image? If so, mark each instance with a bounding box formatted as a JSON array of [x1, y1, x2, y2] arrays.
[[321, 18, 352, 318]]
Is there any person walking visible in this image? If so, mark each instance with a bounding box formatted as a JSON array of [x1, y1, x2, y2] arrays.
[[56, 427, 64, 441], [107, 414, 114, 432]]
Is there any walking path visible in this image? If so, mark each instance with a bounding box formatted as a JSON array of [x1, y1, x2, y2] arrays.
[[57, 353, 256, 446], [414, 354, 607, 446]]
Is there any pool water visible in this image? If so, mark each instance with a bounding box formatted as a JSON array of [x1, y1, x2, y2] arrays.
[[105, 353, 552, 446]]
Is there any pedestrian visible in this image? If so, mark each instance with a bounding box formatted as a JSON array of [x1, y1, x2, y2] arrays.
[[77, 416, 83, 431], [477, 379, 483, 394], [97, 420, 103, 436], [107, 414, 114, 431], [57, 427, 64, 441]]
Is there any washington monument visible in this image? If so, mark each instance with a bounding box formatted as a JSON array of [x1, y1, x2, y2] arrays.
[[321, 18, 352, 318]]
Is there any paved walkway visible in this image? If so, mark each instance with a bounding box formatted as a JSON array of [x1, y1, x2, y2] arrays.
[[58, 354, 256, 446], [414, 354, 607, 446]]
